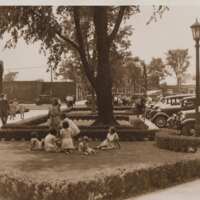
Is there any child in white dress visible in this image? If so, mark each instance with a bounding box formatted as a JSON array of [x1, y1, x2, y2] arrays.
[[97, 127, 120, 150], [60, 121, 75, 154], [44, 129, 58, 152]]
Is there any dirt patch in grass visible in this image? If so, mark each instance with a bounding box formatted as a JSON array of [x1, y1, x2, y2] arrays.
[[0, 139, 199, 182]]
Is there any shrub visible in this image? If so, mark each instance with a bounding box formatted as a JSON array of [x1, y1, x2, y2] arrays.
[[129, 116, 148, 129], [156, 132, 200, 152], [1, 159, 200, 200]]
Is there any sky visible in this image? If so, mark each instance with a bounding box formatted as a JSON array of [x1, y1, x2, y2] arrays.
[[0, 2, 199, 84], [129, 5, 199, 84]]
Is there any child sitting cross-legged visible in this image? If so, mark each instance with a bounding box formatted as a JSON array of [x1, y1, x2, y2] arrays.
[[78, 136, 96, 155], [30, 132, 44, 151], [96, 126, 120, 150], [44, 129, 59, 152]]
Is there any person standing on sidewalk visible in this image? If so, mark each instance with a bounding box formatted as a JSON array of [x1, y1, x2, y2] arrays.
[[18, 103, 25, 119], [0, 94, 9, 126], [9, 100, 15, 120], [12, 98, 18, 119], [48, 98, 61, 135]]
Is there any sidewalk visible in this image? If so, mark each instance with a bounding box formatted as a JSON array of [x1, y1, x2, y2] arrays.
[[0, 103, 68, 126], [75, 100, 87, 106], [127, 179, 200, 200], [0, 110, 48, 127]]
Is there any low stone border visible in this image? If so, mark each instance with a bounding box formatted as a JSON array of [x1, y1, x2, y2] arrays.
[[71, 106, 132, 112], [1, 158, 200, 200], [156, 132, 200, 152]]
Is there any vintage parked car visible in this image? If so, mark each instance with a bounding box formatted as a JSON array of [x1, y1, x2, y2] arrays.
[[181, 96, 196, 110], [147, 94, 194, 128], [180, 99, 200, 135]]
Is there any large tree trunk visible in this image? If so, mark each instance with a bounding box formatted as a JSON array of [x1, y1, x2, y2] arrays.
[[93, 7, 115, 125]]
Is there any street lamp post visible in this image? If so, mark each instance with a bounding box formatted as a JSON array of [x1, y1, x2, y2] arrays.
[[191, 19, 200, 135]]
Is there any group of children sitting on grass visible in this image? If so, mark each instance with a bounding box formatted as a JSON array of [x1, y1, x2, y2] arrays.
[[30, 123, 120, 155]]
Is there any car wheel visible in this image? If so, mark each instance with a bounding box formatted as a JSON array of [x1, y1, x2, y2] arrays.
[[153, 115, 167, 128]]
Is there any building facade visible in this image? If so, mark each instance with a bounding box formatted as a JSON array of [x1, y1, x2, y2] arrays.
[[3, 81, 76, 103]]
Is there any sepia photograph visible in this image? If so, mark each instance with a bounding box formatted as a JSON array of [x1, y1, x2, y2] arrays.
[[0, 0, 200, 199]]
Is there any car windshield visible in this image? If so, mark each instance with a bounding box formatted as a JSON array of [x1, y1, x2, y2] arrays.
[[160, 94, 192, 106], [181, 97, 195, 106]]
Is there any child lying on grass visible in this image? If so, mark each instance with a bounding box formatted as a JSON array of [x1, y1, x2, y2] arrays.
[[30, 132, 44, 151], [96, 126, 120, 150]]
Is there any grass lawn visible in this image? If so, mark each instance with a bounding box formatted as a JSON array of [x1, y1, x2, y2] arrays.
[[0, 135, 199, 182]]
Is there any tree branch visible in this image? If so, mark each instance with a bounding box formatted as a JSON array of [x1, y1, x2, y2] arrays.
[[55, 31, 81, 53], [108, 7, 126, 45], [73, 7, 96, 89]]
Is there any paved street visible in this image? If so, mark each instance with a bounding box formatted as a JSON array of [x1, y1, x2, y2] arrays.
[[127, 179, 200, 200]]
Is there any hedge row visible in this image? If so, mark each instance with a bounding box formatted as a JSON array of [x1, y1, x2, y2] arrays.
[[0, 127, 156, 141], [1, 159, 200, 200], [156, 132, 200, 152]]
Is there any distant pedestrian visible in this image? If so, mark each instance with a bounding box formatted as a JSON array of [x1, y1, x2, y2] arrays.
[[136, 96, 146, 118], [18, 103, 25, 119], [176, 111, 185, 135], [9, 100, 16, 120], [12, 98, 18, 118], [0, 94, 9, 126]]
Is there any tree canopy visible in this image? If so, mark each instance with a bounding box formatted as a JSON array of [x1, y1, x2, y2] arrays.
[[0, 6, 168, 124], [166, 49, 190, 89], [147, 57, 168, 89]]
